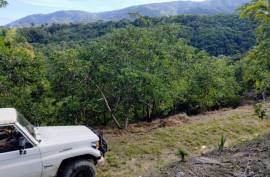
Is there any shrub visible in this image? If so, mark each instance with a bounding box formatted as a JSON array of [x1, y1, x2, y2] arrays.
[[254, 103, 266, 120], [218, 134, 226, 152], [176, 146, 189, 162]]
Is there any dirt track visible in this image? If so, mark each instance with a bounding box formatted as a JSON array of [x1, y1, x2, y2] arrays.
[[145, 133, 270, 177]]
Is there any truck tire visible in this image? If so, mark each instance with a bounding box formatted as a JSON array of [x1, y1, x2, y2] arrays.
[[60, 159, 96, 177]]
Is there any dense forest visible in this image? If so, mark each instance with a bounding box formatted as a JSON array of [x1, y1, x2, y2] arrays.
[[6, 0, 249, 27], [19, 15, 257, 57], [0, 0, 269, 129]]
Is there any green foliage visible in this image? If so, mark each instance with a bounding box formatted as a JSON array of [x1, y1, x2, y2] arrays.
[[240, 40, 270, 98], [176, 146, 189, 162], [218, 134, 226, 151], [19, 15, 257, 57], [240, 0, 270, 22], [240, 1, 270, 99], [0, 29, 57, 125], [185, 57, 240, 113], [0, 13, 262, 128], [254, 103, 267, 120], [0, 0, 7, 8], [23, 22, 235, 127]]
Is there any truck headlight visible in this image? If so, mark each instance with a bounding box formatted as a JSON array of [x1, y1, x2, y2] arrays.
[[91, 141, 100, 149]]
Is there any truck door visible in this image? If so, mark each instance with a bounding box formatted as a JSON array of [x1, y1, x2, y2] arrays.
[[0, 125, 43, 177]]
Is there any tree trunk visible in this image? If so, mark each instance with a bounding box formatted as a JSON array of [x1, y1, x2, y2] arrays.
[[124, 117, 129, 129], [95, 85, 122, 129], [147, 104, 153, 122], [262, 90, 266, 103]]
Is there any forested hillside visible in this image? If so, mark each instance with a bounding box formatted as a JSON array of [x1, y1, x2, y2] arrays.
[[7, 0, 249, 27], [19, 15, 256, 57], [0, 0, 269, 129]]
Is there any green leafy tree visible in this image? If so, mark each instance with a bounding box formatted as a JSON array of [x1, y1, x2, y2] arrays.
[[19, 15, 256, 57], [185, 56, 240, 113], [240, 0, 270, 22], [240, 1, 270, 99], [40, 22, 242, 128], [240, 34, 270, 99], [0, 29, 57, 125], [0, 0, 7, 8]]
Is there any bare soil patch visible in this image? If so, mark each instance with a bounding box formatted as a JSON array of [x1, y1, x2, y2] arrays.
[[145, 133, 270, 177]]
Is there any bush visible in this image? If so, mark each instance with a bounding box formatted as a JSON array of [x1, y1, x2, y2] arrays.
[[176, 146, 189, 162], [218, 134, 226, 152], [254, 103, 267, 120]]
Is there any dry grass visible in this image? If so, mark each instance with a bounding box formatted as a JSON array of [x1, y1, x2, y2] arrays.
[[98, 105, 270, 177]]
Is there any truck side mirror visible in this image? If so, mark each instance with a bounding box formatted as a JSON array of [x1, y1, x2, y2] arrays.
[[18, 137, 27, 155]]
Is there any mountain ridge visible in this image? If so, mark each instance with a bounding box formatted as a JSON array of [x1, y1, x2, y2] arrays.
[[7, 0, 250, 27]]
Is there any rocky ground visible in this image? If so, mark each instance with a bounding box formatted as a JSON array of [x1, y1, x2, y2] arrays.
[[145, 133, 270, 177]]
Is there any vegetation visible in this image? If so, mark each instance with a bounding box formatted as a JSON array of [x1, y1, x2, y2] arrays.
[[33, 25, 241, 128], [239, 0, 270, 100], [7, 0, 249, 27], [19, 15, 257, 57], [254, 103, 267, 120], [1, 0, 270, 176], [98, 106, 270, 177], [0, 29, 57, 125], [177, 147, 189, 162], [0, 0, 269, 128], [218, 134, 226, 152], [0, 0, 7, 8], [240, 0, 270, 22]]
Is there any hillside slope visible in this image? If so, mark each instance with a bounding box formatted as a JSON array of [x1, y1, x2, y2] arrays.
[[146, 133, 270, 177], [7, 0, 249, 27], [98, 104, 270, 177]]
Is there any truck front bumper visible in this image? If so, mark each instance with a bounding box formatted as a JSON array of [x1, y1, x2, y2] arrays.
[[97, 156, 105, 165]]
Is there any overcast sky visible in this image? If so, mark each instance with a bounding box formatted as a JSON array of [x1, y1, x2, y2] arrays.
[[0, 0, 205, 25]]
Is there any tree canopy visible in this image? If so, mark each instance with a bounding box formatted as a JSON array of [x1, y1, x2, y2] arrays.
[[19, 15, 257, 57], [239, 0, 270, 100], [0, 7, 268, 128], [0, 0, 7, 8], [240, 0, 270, 22]]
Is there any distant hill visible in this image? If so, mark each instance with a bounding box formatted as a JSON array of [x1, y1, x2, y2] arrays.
[[7, 0, 249, 27]]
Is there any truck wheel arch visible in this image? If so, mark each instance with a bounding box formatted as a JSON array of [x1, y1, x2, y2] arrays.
[[57, 154, 97, 177]]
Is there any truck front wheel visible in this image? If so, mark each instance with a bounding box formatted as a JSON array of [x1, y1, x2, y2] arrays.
[[60, 159, 96, 177]]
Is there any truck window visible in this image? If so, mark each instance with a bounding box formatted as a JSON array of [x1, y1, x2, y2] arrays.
[[17, 112, 36, 139], [0, 126, 32, 153]]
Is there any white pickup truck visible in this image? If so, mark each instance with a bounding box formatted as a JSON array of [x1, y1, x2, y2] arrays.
[[0, 108, 107, 177]]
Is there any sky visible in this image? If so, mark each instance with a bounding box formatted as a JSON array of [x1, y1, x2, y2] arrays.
[[0, 0, 205, 25]]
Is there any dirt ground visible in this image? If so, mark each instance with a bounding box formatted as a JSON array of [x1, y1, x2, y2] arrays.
[[145, 133, 270, 177], [97, 104, 270, 177]]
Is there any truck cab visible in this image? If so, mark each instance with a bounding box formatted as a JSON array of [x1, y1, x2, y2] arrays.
[[0, 108, 107, 177]]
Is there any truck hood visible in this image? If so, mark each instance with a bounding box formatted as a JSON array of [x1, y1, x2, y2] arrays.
[[35, 126, 99, 145], [34, 126, 102, 166]]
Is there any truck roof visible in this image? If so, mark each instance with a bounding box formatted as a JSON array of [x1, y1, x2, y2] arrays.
[[0, 108, 17, 125]]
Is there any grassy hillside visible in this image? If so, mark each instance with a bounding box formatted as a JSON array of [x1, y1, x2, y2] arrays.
[[98, 105, 270, 177]]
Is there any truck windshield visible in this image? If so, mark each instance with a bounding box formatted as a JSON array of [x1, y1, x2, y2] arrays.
[[17, 113, 36, 139]]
